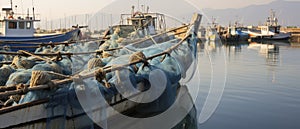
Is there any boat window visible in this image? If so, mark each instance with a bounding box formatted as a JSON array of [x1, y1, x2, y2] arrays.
[[132, 20, 139, 27], [19, 22, 25, 29], [26, 22, 32, 29], [8, 21, 17, 29], [119, 25, 135, 38]]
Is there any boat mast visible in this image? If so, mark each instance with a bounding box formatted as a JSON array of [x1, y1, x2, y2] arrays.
[[267, 9, 278, 26], [32, 0, 35, 20], [10, 0, 13, 9], [10, 0, 14, 15], [27, 8, 29, 19]]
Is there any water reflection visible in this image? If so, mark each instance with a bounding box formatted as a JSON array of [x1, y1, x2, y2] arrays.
[[199, 41, 246, 55], [199, 40, 223, 53], [248, 41, 282, 84], [197, 40, 300, 129], [199, 40, 282, 68], [248, 42, 280, 65], [199, 40, 293, 84], [199, 40, 291, 66]]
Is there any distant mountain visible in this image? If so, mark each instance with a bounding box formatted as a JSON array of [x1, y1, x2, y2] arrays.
[[202, 0, 300, 27]]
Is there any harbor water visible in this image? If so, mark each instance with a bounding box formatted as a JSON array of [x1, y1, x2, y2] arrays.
[[193, 41, 300, 129]]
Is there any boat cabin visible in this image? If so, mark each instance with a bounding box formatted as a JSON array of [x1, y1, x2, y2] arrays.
[[228, 26, 248, 36], [260, 26, 280, 36], [103, 6, 167, 39], [260, 9, 281, 36], [119, 6, 166, 35], [0, 7, 40, 37]]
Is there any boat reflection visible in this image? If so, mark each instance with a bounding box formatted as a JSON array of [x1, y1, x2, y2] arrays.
[[247, 41, 287, 66], [247, 41, 291, 83], [199, 40, 291, 84], [199, 40, 223, 53]]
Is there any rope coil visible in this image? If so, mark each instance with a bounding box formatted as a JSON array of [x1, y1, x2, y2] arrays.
[[87, 58, 104, 70], [16, 84, 28, 93], [30, 71, 54, 90], [129, 51, 147, 72]]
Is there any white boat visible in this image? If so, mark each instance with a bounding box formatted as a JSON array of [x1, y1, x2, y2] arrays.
[[224, 20, 249, 41], [0, 0, 81, 51], [247, 9, 291, 41], [205, 17, 220, 41]]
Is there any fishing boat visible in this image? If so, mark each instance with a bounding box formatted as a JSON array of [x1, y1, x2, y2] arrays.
[[102, 6, 177, 45], [205, 17, 220, 41], [0, 5, 202, 128], [0, 0, 81, 51], [247, 10, 291, 41], [223, 21, 249, 41]]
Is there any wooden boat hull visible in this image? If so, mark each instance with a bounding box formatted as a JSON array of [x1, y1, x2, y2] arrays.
[[0, 86, 197, 129]]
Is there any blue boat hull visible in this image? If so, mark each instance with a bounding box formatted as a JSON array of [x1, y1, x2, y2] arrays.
[[0, 29, 80, 52]]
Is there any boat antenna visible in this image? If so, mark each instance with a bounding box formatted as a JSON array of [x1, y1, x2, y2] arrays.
[[147, 6, 149, 13], [131, 6, 135, 17], [10, 0, 13, 9], [10, 0, 14, 15], [27, 8, 29, 19], [141, 5, 144, 12], [32, 0, 35, 20]]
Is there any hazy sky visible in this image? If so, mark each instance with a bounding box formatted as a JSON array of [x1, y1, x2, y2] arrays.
[[0, 0, 299, 20]]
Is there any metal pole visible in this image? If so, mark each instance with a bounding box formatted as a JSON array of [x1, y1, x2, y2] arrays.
[[32, 0, 35, 20], [10, 0, 13, 9]]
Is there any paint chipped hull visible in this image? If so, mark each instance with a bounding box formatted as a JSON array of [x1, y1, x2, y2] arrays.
[[0, 86, 197, 129]]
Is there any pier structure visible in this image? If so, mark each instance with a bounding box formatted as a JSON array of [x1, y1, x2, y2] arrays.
[[281, 28, 300, 43]]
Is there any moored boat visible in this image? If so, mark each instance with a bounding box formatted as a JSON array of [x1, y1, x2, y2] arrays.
[[205, 17, 220, 41], [247, 9, 291, 41], [0, 0, 81, 51], [223, 20, 249, 41], [0, 6, 202, 129]]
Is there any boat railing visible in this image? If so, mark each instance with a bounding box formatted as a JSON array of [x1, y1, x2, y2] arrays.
[[0, 12, 40, 21], [120, 12, 166, 31]]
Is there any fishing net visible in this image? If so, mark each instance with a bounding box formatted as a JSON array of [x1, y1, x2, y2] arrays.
[[87, 58, 105, 70], [0, 50, 14, 62], [37, 33, 197, 128], [11, 56, 36, 69], [5, 69, 32, 86], [0, 24, 199, 128], [0, 65, 16, 86], [0, 55, 3, 63], [57, 58, 73, 75], [30, 71, 53, 88], [31, 61, 63, 74]]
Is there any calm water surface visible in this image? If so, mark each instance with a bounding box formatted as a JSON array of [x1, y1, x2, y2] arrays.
[[192, 41, 300, 129]]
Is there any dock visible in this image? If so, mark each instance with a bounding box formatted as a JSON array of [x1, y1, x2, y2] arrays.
[[281, 28, 300, 43]]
